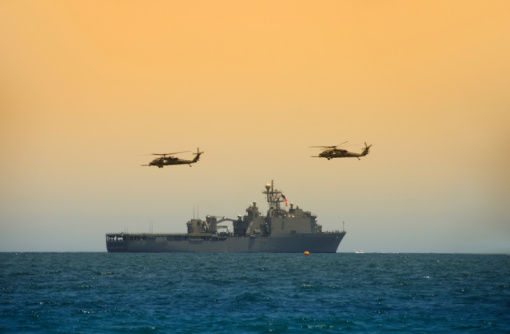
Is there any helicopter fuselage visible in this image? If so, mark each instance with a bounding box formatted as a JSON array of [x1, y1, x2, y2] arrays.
[[314, 143, 372, 160], [145, 148, 203, 168], [149, 157, 197, 168], [319, 149, 364, 159]]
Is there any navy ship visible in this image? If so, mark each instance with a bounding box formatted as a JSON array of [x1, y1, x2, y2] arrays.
[[106, 181, 346, 253]]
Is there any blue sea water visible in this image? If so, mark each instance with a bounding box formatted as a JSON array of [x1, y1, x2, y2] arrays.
[[1, 253, 509, 333]]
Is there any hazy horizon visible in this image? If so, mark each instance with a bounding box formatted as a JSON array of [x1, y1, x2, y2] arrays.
[[1, 1, 509, 253]]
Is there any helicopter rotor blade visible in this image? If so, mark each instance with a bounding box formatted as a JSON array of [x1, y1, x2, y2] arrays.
[[150, 151, 190, 156], [310, 141, 348, 149]]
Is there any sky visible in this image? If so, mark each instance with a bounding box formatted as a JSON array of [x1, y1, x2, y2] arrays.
[[1, 0, 509, 253]]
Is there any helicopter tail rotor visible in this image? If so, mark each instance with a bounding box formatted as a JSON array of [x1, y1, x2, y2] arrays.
[[361, 142, 372, 156], [192, 148, 204, 162], [193, 147, 204, 155]]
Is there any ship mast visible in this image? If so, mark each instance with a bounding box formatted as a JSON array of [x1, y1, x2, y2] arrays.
[[263, 180, 283, 212]]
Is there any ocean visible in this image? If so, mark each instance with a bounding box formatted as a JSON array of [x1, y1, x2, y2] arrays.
[[1, 253, 509, 333]]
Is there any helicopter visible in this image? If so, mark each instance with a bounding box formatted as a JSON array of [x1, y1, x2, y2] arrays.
[[143, 148, 204, 168], [311, 142, 372, 160]]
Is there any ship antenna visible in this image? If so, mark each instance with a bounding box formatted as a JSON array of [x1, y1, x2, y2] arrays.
[[263, 180, 282, 211]]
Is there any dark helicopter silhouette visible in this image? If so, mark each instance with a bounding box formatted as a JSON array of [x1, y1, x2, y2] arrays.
[[143, 148, 204, 168], [311, 142, 372, 160]]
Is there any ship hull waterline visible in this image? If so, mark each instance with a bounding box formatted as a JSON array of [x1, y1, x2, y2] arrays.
[[106, 232, 346, 253]]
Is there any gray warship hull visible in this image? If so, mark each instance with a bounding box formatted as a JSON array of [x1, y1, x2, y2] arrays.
[[106, 232, 345, 253], [106, 181, 347, 253]]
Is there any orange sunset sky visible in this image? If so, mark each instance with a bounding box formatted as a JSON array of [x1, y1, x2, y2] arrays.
[[1, 1, 509, 252]]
